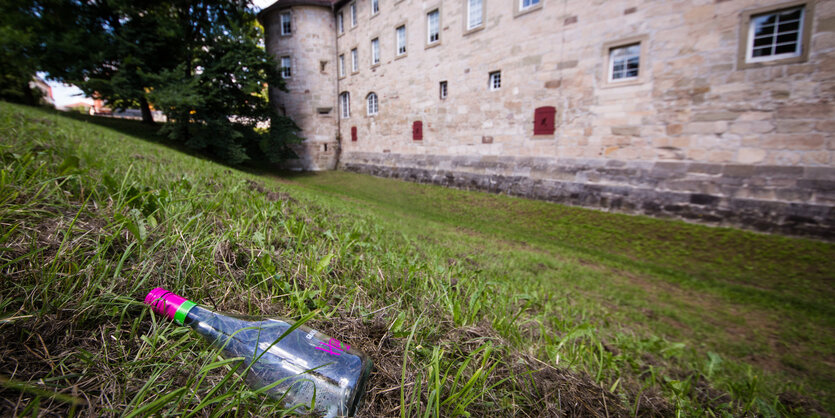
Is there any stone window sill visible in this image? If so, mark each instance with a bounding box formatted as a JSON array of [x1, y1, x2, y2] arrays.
[[514, 3, 542, 18], [463, 25, 484, 37]]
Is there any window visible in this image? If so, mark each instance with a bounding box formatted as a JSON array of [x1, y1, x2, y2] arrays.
[[280, 56, 291, 78], [609, 43, 640, 81], [337, 12, 344, 33], [520, 0, 539, 10], [351, 48, 358, 72], [747, 7, 803, 62], [439, 81, 447, 99], [340, 92, 350, 118], [396, 25, 406, 56], [371, 38, 380, 64], [366, 92, 378, 116], [371, 0, 379, 15], [280, 12, 292, 35], [339, 54, 345, 77], [350, 3, 357, 27], [427, 10, 440, 44], [489, 71, 501, 90], [467, 0, 483, 30]]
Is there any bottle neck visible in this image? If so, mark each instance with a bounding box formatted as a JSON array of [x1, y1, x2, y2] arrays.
[[182, 305, 249, 342], [144, 287, 197, 325], [145, 288, 249, 342]]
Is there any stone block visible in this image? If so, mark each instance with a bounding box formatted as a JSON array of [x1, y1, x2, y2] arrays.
[[557, 60, 578, 70], [803, 166, 835, 180], [688, 163, 722, 175], [692, 111, 741, 122], [684, 121, 729, 135], [776, 121, 815, 134], [816, 120, 835, 133], [762, 134, 825, 150], [753, 165, 804, 178], [729, 121, 774, 135], [666, 124, 683, 135], [776, 103, 833, 119], [737, 148, 766, 164], [723, 164, 755, 177], [611, 126, 640, 136]]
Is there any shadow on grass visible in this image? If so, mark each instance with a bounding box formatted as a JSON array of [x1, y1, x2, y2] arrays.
[[53, 110, 312, 178]]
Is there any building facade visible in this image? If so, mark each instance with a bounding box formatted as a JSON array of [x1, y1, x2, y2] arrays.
[[259, 0, 835, 237]]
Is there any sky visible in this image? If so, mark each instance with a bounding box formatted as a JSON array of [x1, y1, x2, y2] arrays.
[[44, 0, 277, 108]]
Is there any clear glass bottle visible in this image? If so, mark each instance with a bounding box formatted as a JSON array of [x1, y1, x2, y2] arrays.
[[144, 288, 372, 417]]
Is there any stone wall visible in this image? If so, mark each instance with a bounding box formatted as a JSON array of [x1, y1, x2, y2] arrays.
[[343, 152, 834, 238], [262, 0, 835, 237], [263, 4, 340, 170]]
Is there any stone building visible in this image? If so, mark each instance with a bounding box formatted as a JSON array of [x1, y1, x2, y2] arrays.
[[259, 0, 835, 237]]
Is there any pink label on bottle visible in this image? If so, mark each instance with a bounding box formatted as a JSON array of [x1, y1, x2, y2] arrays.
[[314, 338, 351, 356]]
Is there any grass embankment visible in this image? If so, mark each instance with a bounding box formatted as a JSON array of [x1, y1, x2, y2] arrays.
[[1, 101, 833, 416]]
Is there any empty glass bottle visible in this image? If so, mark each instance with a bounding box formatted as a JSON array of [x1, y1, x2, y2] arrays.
[[144, 288, 372, 417]]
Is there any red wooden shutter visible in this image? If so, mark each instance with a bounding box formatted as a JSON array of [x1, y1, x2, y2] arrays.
[[533, 106, 556, 135], [351, 126, 357, 142], [412, 121, 423, 140]]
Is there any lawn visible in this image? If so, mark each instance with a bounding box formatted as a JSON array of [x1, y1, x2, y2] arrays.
[[1, 101, 833, 416]]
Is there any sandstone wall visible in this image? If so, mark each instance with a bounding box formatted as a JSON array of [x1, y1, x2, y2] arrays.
[[264, 0, 835, 237], [264, 5, 340, 170]]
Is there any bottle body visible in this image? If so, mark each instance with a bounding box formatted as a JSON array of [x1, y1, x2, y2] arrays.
[[144, 288, 372, 417]]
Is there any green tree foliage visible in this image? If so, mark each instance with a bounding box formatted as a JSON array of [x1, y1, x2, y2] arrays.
[[148, 2, 302, 165], [0, 0, 43, 105], [2, 0, 302, 165]]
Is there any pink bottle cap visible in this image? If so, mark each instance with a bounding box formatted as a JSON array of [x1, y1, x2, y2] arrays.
[[144, 287, 189, 322]]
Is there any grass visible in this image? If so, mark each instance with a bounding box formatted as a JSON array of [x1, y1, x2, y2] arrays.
[[1, 101, 833, 416]]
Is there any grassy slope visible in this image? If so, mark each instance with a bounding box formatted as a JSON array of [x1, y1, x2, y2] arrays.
[[279, 171, 835, 413], [0, 102, 833, 416]]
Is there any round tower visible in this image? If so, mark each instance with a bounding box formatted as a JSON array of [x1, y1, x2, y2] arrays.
[[260, 1, 338, 170]]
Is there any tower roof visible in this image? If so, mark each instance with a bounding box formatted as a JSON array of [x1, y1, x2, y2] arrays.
[[258, 0, 336, 20]]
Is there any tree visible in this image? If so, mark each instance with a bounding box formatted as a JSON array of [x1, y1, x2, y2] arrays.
[[4, 0, 303, 165], [37, 0, 181, 125], [147, 1, 302, 164], [0, 0, 43, 105]]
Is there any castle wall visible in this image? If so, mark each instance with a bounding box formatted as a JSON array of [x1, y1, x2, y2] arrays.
[[330, 0, 835, 237], [263, 4, 340, 170], [262, 0, 835, 237]]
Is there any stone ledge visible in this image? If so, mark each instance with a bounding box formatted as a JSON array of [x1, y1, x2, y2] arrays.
[[339, 153, 835, 239]]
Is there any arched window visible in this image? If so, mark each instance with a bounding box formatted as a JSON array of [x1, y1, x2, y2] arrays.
[[340, 92, 350, 118], [366, 92, 378, 116]]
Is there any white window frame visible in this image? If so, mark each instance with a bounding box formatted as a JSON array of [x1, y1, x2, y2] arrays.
[[339, 54, 345, 77], [351, 48, 358, 73], [427, 10, 440, 45], [396, 25, 406, 56], [366, 92, 378, 116], [489, 71, 501, 91], [337, 12, 344, 34], [439, 81, 447, 99], [519, 0, 539, 11], [608, 43, 641, 82], [340, 92, 350, 118], [280, 12, 292, 35], [467, 0, 483, 30], [745, 7, 804, 63], [280, 56, 292, 78], [371, 38, 380, 65], [350, 3, 357, 27], [371, 0, 379, 15]]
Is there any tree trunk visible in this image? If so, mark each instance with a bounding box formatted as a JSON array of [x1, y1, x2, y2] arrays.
[[139, 96, 155, 125]]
